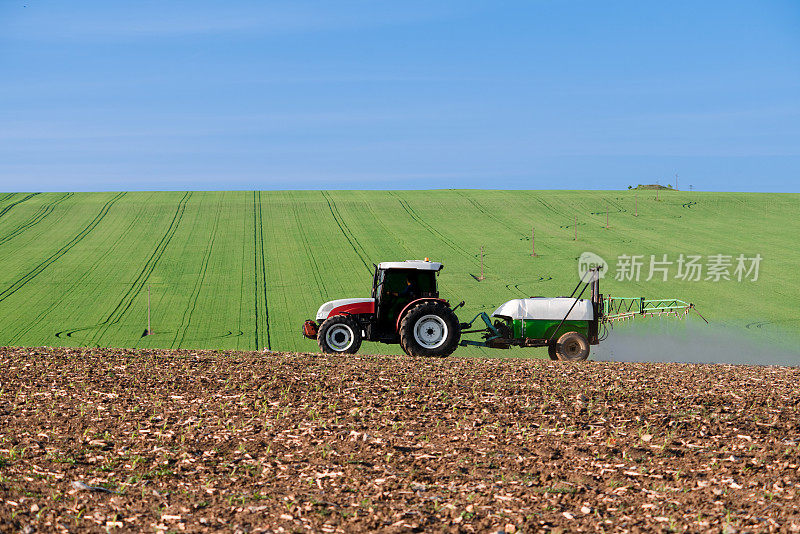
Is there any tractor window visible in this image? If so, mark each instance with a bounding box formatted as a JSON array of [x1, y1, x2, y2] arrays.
[[416, 272, 436, 295], [379, 269, 437, 300], [381, 270, 408, 296]]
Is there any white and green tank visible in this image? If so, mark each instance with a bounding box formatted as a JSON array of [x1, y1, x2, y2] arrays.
[[491, 297, 594, 339]]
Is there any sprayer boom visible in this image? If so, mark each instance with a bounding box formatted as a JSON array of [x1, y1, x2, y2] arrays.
[[602, 296, 694, 323]]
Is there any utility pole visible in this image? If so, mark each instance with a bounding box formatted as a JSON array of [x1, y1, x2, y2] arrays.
[[635, 193, 638, 217], [574, 215, 578, 241], [675, 173, 678, 191], [531, 227, 536, 256], [606, 205, 609, 229], [479, 246, 485, 281]]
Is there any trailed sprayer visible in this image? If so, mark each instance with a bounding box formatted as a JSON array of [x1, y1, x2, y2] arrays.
[[459, 266, 706, 360], [302, 261, 704, 360]]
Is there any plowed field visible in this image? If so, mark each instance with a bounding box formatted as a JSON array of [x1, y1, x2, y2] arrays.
[[1, 347, 799, 533]]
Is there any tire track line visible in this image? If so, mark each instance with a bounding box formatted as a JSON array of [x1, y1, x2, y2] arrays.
[[321, 191, 371, 273], [0, 192, 125, 305], [289, 198, 326, 300], [0, 193, 74, 247], [237, 196, 248, 351], [458, 192, 526, 237], [0, 193, 40, 220], [89, 191, 192, 345], [252, 192, 260, 349], [23, 202, 149, 343], [389, 192, 476, 264], [257, 191, 271, 350], [361, 193, 414, 253], [172, 195, 222, 349]]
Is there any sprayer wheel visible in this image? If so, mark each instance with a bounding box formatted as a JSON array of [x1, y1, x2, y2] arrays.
[[553, 331, 590, 361], [547, 344, 559, 360]]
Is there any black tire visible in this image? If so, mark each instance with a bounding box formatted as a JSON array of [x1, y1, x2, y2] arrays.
[[547, 343, 559, 360], [318, 315, 362, 354], [551, 331, 590, 361], [399, 301, 460, 357]]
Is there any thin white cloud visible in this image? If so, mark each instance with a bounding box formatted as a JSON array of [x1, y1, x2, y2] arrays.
[[2, 1, 464, 41]]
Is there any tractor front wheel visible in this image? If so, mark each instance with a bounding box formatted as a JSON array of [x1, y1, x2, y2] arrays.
[[318, 315, 362, 354], [399, 302, 460, 357], [550, 331, 590, 361]]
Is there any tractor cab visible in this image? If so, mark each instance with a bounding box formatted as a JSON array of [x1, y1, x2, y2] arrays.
[[371, 260, 442, 338]]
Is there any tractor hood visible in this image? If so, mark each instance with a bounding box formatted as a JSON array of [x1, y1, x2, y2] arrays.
[[316, 298, 375, 322], [492, 298, 594, 321]]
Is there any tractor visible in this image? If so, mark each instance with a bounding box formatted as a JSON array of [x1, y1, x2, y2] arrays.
[[302, 260, 463, 357]]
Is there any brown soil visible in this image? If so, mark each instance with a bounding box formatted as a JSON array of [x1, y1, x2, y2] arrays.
[[1, 347, 799, 533]]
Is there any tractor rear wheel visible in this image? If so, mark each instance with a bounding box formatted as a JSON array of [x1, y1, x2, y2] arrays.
[[399, 301, 460, 357], [318, 315, 362, 354], [551, 331, 590, 361]]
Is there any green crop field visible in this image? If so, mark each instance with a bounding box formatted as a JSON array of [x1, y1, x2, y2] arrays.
[[0, 190, 797, 357]]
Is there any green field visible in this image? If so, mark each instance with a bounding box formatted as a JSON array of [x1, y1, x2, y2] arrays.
[[0, 190, 797, 357]]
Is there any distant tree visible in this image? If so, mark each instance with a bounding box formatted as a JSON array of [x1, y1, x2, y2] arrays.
[[628, 185, 632, 190], [667, 184, 673, 189]]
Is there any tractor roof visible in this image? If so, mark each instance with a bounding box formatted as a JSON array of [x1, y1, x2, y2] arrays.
[[378, 260, 443, 272]]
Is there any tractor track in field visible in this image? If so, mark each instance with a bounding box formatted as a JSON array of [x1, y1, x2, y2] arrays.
[[0, 192, 40, 220], [389, 192, 477, 265], [361, 196, 415, 255], [505, 283, 527, 297], [172, 196, 222, 349], [458, 192, 525, 237], [533, 196, 566, 217], [504, 277, 553, 297], [87, 192, 192, 346], [289, 199, 326, 300], [590, 207, 627, 216], [321, 191, 371, 273], [0, 192, 73, 248], [253, 191, 271, 351], [0, 192, 125, 306], [252, 193, 261, 350], [47, 200, 162, 343], [744, 319, 798, 330], [0, 192, 15, 204]]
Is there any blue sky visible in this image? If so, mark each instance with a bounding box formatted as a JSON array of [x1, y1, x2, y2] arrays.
[[1, 1, 799, 192]]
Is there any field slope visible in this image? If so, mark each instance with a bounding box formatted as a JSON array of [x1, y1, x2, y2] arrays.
[[0, 190, 797, 356]]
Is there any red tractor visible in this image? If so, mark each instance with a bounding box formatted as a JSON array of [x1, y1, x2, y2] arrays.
[[302, 260, 462, 357]]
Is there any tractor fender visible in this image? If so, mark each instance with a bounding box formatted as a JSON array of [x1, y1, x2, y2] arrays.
[[395, 298, 450, 333], [316, 298, 375, 322]]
